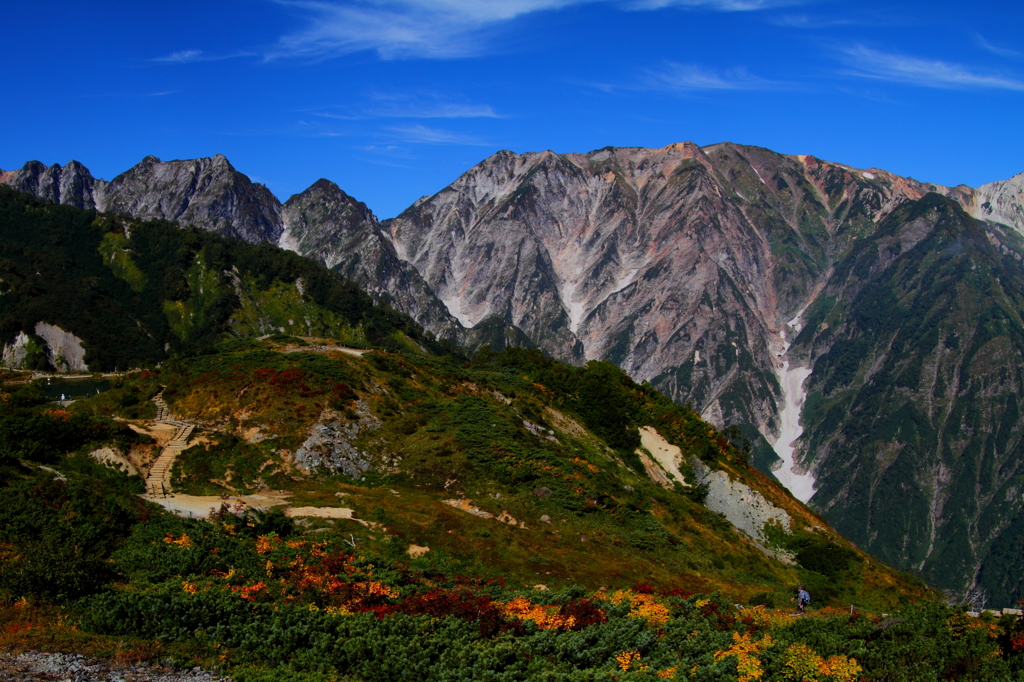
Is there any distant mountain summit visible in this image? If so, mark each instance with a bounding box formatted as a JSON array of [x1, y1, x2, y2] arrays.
[[1, 154, 282, 243], [4, 146, 1024, 605], [0, 159, 97, 209]]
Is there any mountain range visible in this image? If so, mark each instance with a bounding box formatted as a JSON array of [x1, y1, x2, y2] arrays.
[[3, 144, 1023, 606]]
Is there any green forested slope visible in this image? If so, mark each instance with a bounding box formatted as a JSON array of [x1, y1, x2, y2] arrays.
[[0, 186, 448, 371], [793, 194, 1024, 605]]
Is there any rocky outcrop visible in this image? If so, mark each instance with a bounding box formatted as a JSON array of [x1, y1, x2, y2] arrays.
[[963, 171, 1024, 235], [2, 155, 283, 243], [89, 446, 140, 476], [0, 323, 88, 372], [692, 458, 791, 545], [34, 322, 88, 372], [1, 332, 32, 369], [99, 155, 283, 243], [0, 160, 97, 208], [279, 179, 460, 337], [293, 400, 382, 476]]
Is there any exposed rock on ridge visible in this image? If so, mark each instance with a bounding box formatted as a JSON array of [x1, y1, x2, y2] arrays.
[[0, 160, 97, 209], [279, 179, 461, 338], [382, 143, 955, 439], [100, 155, 284, 243], [964, 171, 1024, 235], [1, 155, 283, 243]]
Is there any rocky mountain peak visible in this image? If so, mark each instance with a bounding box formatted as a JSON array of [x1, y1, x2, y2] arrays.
[[98, 155, 283, 243], [0, 155, 283, 244], [0, 159, 99, 209], [278, 177, 460, 338], [967, 170, 1024, 234]]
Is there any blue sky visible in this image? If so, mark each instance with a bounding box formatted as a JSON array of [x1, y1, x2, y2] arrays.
[[2, 0, 1022, 218]]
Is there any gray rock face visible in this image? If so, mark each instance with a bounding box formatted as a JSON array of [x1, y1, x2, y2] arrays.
[[0, 159, 98, 208], [691, 457, 791, 545], [382, 143, 952, 437], [34, 321, 88, 372], [279, 179, 460, 337], [99, 155, 283, 243], [293, 401, 382, 477], [0, 323, 88, 372], [963, 171, 1024, 235], [0, 331, 31, 368], [2, 155, 283, 244]]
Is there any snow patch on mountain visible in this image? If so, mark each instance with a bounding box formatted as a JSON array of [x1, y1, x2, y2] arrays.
[[440, 294, 475, 328], [277, 225, 300, 253], [559, 277, 587, 335], [770, 311, 816, 503]]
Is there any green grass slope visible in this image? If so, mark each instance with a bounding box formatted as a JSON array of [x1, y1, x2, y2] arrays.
[[62, 337, 928, 610], [5, 344, 1024, 682]]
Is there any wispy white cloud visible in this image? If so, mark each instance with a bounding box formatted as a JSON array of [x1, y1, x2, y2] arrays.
[[154, 49, 206, 63], [266, 0, 794, 60], [315, 92, 501, 119], [79, 90, 176, 99], [626, 0, 800, 10], [267, 0, 584, 60], [769, 13, 861, 28], [841, 44, 1024, 91], [974, 33, 1022, 60], [384, 123, 492, 145], [153, 49, 250, 64], [639, 61, 784, 91]]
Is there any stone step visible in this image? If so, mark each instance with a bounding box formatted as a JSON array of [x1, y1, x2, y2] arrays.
[[145, 389, 196, 497]]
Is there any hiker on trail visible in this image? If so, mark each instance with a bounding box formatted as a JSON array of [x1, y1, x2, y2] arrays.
[[792, 586, 810, 614]]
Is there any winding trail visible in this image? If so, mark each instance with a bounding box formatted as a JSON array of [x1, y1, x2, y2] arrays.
[[144, 390, 194, 497]]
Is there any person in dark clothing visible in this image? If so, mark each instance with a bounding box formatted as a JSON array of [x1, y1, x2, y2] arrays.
[[791, 585, 810, 614]]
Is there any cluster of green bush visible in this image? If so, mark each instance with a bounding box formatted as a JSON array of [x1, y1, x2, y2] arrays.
[[2, 463, 1020, 681], [0, 382, 147, 466]]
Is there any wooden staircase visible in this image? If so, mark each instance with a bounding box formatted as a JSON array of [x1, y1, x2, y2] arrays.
[[145, 391, 195, 497]]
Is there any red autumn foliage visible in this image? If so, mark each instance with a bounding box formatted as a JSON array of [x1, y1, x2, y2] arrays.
[[699, 599, 736, 629], [559, 598, 608, 630], [378, 588, 522, 637], [270, 368, 306, 386]]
